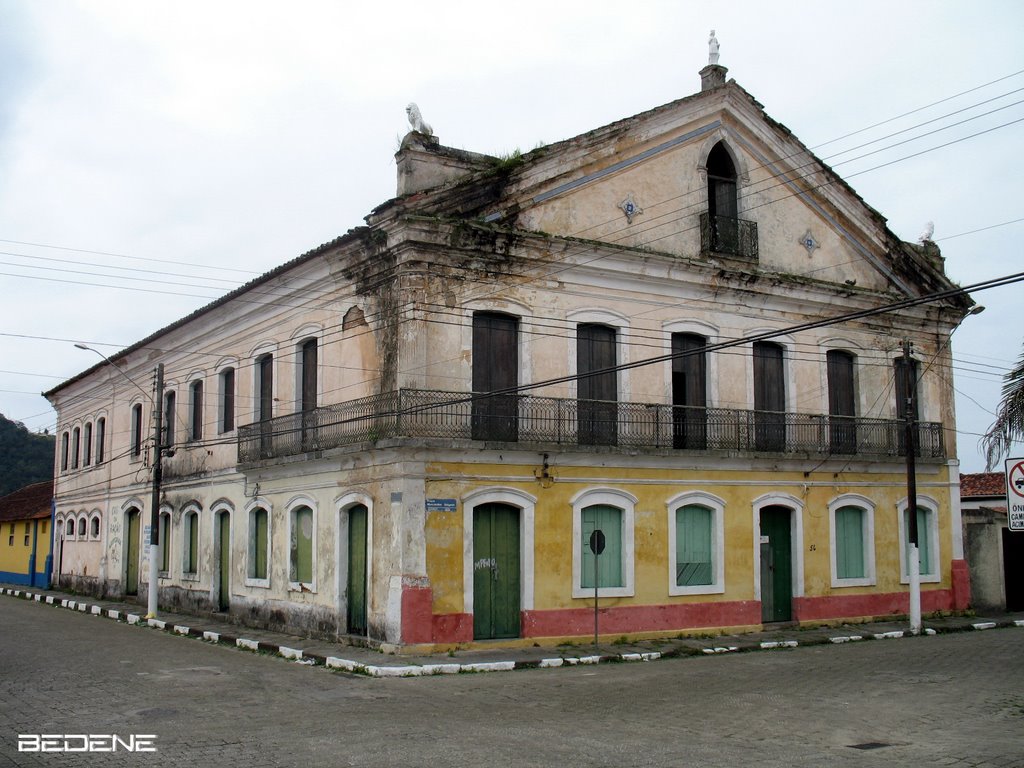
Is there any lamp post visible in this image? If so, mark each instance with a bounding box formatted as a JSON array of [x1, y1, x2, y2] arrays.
[[75, 344, 164, 619]]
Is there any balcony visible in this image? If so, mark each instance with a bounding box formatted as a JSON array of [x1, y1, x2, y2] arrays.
[[700, 212, 758, 260], [237, 389, 945, 464]]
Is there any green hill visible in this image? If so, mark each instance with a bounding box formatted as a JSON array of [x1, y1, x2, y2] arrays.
[[0, 414, 55, 497]]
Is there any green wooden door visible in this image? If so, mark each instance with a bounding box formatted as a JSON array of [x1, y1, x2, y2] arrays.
[[473, 504, 520, 639], [760, 506, 792, 622], [125, 510, 140, 596], [347, 505, 368, 635], [218, 513, 230, 611]]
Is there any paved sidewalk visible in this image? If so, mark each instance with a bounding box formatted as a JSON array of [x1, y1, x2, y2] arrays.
[[4, 583, 1023, 678]]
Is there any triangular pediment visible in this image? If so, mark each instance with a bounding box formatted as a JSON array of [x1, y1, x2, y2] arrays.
[[396, 80, 961, 303]]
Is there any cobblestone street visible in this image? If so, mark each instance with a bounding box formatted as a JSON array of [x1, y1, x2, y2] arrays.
[[2, 596, 1023, 767]]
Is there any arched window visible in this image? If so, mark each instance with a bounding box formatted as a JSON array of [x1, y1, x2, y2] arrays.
[[77, 517, 86, 537], [65, 518, 75, 539], [219, 368, 235, 434], [83, 422, 93, 466], [159, 512, 171, 573], [190, 379, 204, 441], [71, 427, 80, 469], [60, 432, 69, 472], [827, 350, 857, 453], [131, 404, 144, 458], [90, 515, 100, 539], [707, 142, 738, 221], [164, 391, 176, 447], [95, 417, 106, 464], [289, 505, 314, 586], [249, 506, 269, 582], [184, 510, 200, 575]]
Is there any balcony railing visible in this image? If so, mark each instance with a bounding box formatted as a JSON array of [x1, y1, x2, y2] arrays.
[[700, 212, 758, 260], [238, 389, 945, 464]]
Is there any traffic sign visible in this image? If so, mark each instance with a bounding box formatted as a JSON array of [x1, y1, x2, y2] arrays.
[[1005, 458, 1024, 531]]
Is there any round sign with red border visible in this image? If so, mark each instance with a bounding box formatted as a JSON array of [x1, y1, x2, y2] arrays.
[[1005, 458, 1024, 532]]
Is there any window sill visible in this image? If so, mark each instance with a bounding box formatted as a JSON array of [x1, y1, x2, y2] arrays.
[[181, 572, 200, 582], [288, 581, 316, 594], [245, 578, 270, 589], [899, 574, 940, 585], [572, 585, 633, 599], [669, 583, 725, 597], [830, 577, 876, 588]]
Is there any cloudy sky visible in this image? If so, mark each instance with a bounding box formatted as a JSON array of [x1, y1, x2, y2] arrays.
[[1, 0, 1022, 473]]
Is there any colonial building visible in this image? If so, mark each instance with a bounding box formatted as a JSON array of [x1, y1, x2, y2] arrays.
[[46, 50, 974, 649], [0, 480, 53, 588]]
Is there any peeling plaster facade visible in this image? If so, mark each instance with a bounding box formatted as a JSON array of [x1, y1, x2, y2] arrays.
[[46, 63, 974, 649]]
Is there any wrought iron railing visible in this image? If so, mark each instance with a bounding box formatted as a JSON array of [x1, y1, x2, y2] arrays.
[[700, 212, 758, 259], [237, 389, 945, 463]]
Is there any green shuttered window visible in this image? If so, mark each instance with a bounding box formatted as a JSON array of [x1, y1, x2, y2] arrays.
[[675, 505, 713, 586], [580, 505, 623, 588], [251, 507, 268, 581], [834, 506, 865, 580], [904, 507, 934, 576], [291, 506, 313, 584]]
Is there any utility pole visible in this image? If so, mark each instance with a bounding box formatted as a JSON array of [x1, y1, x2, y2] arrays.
[[902, 339, 921, 635], [147, 363, 164, 619]]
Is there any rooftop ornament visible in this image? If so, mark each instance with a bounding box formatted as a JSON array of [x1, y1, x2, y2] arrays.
[[708, 30, 720, 66], [406, 102, 433, 136]]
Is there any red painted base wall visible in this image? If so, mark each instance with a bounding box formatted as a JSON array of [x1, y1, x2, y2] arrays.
[[415, 579, 970, 645]]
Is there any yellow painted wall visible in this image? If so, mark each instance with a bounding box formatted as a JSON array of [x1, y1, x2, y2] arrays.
[[424, 458, 954, 614], [0, 518, 52, 582]]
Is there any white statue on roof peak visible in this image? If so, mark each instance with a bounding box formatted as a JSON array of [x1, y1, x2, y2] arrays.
[[918, 221, 935, 243], [406, 103, 433, 136], [708, 30, 720, 66]]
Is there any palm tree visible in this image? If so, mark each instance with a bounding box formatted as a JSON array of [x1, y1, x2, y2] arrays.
[[982, 343, 1024, 470]]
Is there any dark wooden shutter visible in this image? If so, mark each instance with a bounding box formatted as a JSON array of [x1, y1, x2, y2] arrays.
[[191, 381, 203, 441], [221, 369, 235, 433], [827, 350, 856, 453], [301, 339, 318, 412], [258, 355, 273, 457], [753, 341, 785, 451], [300, 339, 318, 450], [577, 324, 617, 445], [164, 392, 175, 446], [894, 356, 920, 455], [472, 312, 519, 441], [258, 355, 273, 421], [672, 333, 707, 449]]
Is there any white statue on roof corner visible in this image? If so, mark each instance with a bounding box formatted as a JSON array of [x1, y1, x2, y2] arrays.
[[708, 30, 720, 66], [406, 103, 433, 136], [918, 221, 935, 243]]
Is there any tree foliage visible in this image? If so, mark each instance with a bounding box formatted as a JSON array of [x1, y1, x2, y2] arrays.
[[982, 343, 1024, 471], [0, 413, 55, 497]]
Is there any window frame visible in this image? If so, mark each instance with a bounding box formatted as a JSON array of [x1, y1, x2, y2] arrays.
[[189, 378, 204, 441], [897, 497, 940, 584], [245, 499, 272, 588], [130, 403, 144, 460], [571, 488, 635, 599], [667, 491, 726, 596], [287, 498, 317, 592], [828, 495, 876, 588], [71, 426, 80, 469], [158, 510, 171, 575], [83, 422, 93, 467], [60, 431, 69, 472], [182, 507, 201, 579], [95, 417, 106, 464], [219, 366, 236, 434]]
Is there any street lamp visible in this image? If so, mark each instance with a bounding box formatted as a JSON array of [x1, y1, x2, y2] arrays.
[[75, 344, 164, 620]]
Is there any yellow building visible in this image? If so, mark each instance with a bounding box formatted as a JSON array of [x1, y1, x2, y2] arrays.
[[0, 480, 53, 588], [46, 49, 973, 649]]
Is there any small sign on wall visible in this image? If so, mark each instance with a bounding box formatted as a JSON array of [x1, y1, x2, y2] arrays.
[[426, 498, 457, 513], [1006, 458, 1024, 531]]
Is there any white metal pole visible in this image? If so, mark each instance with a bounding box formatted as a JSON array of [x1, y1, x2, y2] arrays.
[[908, 544, 922, 634]]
